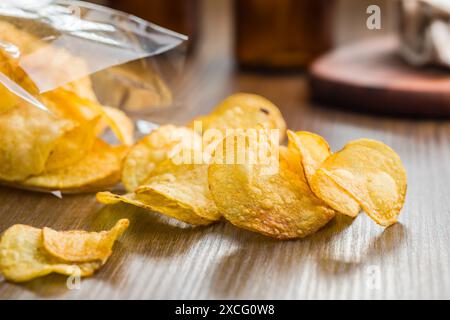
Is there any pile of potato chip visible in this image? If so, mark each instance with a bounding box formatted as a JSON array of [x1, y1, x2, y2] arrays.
[[0, 22, 135, 193], [0, 21, 407, 283], [98, 93, 407, 239], [0, 219, 129, 282]]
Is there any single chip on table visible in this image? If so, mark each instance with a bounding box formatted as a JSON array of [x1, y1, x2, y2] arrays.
[[99, 150, 220, 226], [310, 139, 407, 227], [188, 93, 287, 143], [42, 219, 129, 262], [135, 157, 221, 223], [97, 191, 213, 226], [208, 132, 335, 239], [121, 125, 202, 192], [0, 220, 128, 282], [21, 140, 126, 193]]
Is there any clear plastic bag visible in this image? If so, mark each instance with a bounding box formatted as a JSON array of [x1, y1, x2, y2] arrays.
[[0, 0, 187, 113], [0, 0, 186, 193]]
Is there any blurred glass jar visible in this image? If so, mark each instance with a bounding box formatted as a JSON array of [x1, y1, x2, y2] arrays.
[[109, 0, 199, 51], [234, 0, 334, 69]]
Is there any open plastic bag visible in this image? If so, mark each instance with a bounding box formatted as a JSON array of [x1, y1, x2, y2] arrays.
[[0, 0, 186, 193]]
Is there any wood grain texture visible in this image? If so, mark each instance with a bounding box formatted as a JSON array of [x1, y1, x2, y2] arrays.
[[1, 0, 449, 299]]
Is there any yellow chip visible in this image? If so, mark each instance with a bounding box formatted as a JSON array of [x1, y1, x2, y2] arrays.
[[96, 106, 135, 146], [21, 140, 126, 192], [312, 139, 407, 227], [310, 169, 361, 218], [44, 88, 131, 146], [208, 133, 335, 239], [42, 219, 129, 263], [0, 225, 102, 282], [135, 158, 221, 223], [0, 101, 74, 182], [287, 130, 362, 218], [45, 116, 100, 172], [97, 191, 213, 226], [122, 125, 201, 192], [188, 93, 287, 143], [287, 130, 332, 184]]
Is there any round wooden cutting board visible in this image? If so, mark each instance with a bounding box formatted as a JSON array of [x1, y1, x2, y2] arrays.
[[309, 36, 450, 117]]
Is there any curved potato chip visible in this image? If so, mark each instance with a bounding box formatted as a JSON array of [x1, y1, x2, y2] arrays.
[[96, 106, 135, 146], [135, 158, 221, 223], [208, 134, 335, 239], [188, 93, 287, 143], [22, 140, 125, 192], [122, 125, 201, 192], [97, 191, 213, 226], [0, 101, 74, 181], [42, 219, 129, 263], [45, 116, 100, 172], [287, 130, 361, 218], [287, 130, 332, 184], [313, 139, 407, 227], [44, 89, 130, 145], [0, 225, 102, 282], [310, 168, 361, 218]]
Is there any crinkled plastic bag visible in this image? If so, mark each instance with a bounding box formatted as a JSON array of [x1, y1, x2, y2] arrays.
[[0, 0, 186, 193], [0, 0, 187, 113]]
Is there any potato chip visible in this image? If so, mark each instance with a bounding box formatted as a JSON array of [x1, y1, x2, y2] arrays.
[[0, 101, 74, 182], [97, 191, 213, 226], [287, 130, 362, 218], [135, 158, 221, 223], [312, 139, 407, 226], [122, 125, 201, 192], [22, 140, 125, 192], [44, 89, 131, 145], [45, 116, 100, 172], [42, 219, 129, 262], [188, 93, 287, 143], [208, 133, 335, 239], [287, 130, 332, 184], [96, 106, 135, 146], [0, 225, 102, 282], [310, 169, 361, 218]]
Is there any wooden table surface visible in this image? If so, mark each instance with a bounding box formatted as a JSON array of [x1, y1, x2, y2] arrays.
[[1, 0, 449, 300]]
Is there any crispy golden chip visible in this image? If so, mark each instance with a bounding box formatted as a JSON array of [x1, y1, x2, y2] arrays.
[[97, 191, 213, 226], [135, 158, 221, 223], [188, 93, 287, 143], [287, 130, 332, 184], [96, 106, 135, 146], [310, 169, 361, 218], [287, 130, 361, 218], [0, 225, 102, 282], [45, 116, 100, 171], [0, 82, 17, 115], [312, 139, 407, 227], [44, 89, 131, 145], [22, 140, 125, 192], [42, 219, 129, 263], [122, 125, 201, 192], [208, 134, 335, 239], [0, 101, 74, 182]]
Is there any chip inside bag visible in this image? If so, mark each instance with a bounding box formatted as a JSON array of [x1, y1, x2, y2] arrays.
[[0, 1, 187, 193]]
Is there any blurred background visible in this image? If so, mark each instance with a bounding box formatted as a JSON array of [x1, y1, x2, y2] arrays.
[[84, 0, 449, 118], [88, 0, 398, 62]]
